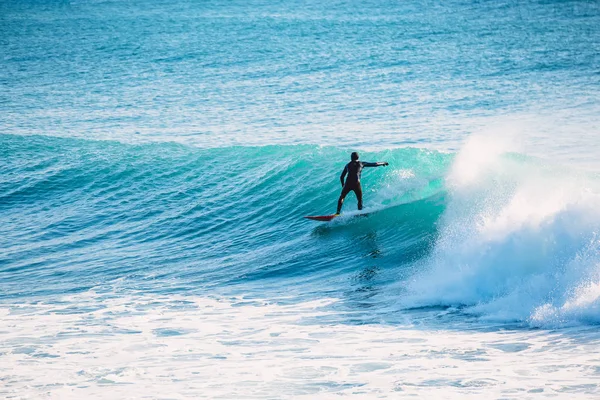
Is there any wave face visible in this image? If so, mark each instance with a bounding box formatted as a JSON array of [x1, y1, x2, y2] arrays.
[[3, 134, 600, 327], [0, 134, 449, 303]]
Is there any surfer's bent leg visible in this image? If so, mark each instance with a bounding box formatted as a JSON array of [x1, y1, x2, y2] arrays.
[[337, 186, 351, 214], [354, 184, 363, 210]]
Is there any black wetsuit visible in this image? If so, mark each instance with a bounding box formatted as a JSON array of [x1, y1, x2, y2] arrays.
[[337, 161, 380, 213]]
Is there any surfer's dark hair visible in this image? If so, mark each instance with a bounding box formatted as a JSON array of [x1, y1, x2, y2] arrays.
[[351, 152, 359, 161]]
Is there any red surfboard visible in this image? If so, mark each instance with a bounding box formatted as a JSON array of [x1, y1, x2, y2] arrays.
[[304, 214, 339, 222]]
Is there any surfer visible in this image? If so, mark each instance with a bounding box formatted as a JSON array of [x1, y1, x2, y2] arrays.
[[336, 152, 388, 214]]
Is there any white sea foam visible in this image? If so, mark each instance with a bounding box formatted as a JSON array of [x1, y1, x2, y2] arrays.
[[1, 293, 600, 399], [406, 134, 600, 326]]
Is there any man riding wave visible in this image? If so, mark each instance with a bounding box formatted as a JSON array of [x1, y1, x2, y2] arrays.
[[336, 152, 388, 215]]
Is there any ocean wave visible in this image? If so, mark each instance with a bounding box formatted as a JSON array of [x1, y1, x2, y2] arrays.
[[0, 134, 449, 301], [4, 133, 600, 327]]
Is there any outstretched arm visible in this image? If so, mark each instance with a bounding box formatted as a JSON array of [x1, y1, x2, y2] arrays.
[[340, 165, 348, 186], [362, 161, 389, 167]]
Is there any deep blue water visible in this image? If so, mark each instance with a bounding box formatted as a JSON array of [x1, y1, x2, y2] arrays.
[[2, 0, 599, 150]]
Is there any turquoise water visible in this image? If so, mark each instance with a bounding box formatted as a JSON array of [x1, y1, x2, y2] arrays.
[[2, 0, 600, 398], [1, 134, 449, 303]]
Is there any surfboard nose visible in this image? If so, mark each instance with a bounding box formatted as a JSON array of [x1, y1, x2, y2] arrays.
[[304, 214, 339, 222]]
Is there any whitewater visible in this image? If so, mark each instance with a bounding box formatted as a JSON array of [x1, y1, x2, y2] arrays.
[[2, 0, 600, 398]]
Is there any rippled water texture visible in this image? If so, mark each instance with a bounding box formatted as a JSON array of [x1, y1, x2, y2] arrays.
[[2, 0, 599, 158]]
